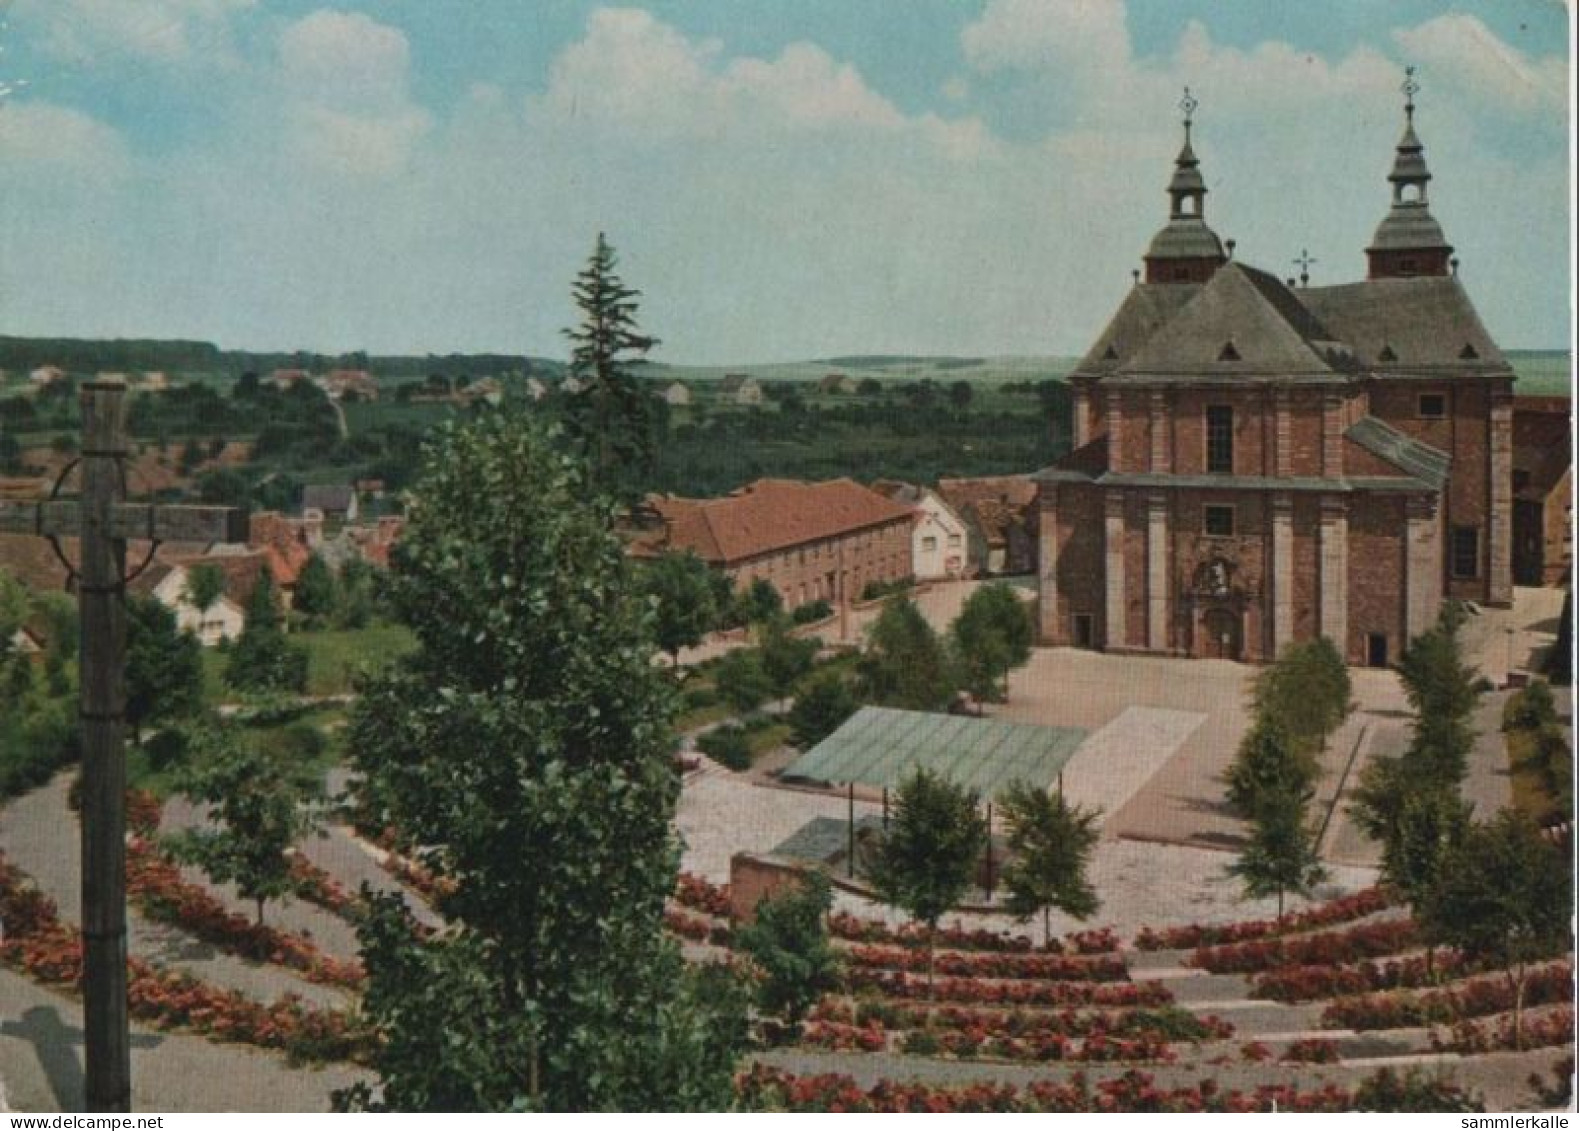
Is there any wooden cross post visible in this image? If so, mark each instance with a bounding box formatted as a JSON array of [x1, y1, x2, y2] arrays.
[[0, 382, 247, 1112]]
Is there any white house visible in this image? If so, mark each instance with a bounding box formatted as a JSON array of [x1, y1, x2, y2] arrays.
[[659, 381, 692, 406], [137, 561, 247, 646], [871, 481, 969, 581]]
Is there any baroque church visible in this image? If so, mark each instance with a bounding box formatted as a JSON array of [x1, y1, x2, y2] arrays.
[[1034, 79, 1514, 667]]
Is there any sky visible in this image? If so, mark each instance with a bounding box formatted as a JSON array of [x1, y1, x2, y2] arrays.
[[0, 1, 1570, 364]]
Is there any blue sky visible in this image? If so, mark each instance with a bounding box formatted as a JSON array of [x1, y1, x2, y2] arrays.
[[0, 1, 1570, 363]]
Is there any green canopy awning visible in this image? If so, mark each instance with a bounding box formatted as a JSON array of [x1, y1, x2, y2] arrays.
[[783, 706, 1086, 800]]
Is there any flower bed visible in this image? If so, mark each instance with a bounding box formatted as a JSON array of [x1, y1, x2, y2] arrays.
[[1281, 1038, 1341, 1064], [1320, 963, 1574, 1030], [813, 999, 1231, 1042], [842, 969, 1171, 1008], [287, 854, 359, 921], [1134, 888, 1390, 951], [1430, 1008, 1574, 1055], [126, 837, 364, 991], [674, 872, 732, 919], [734, 1064, 1362, 1113], [664, 907, 732, 947], [1188, 919, 1417, 974], [1, 851, 367, 1065], [1250, 951, 1478, 1002], [378, 848, 456, 909], [843, 943, 1128, 983], [827, 911, 1118, 955]]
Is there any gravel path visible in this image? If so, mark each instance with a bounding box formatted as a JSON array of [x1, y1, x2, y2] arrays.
[[1, 774, 351, 1010], [0, 968, 368, 1113]]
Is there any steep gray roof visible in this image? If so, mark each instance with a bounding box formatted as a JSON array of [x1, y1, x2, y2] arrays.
[[1074, 284, 1200, 374], [302, 484, 356, 512], [1296, 277, 1507, 370], [1346, 416, 1451, 489], [1111, 263, 1351, 381]]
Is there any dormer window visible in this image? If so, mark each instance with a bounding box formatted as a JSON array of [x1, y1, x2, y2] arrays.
[[1102, 344, 1119, 361], [1378, 344, 1398, 363], [1459, 343, 1480, 360], [1217, 341, 1241, 362]]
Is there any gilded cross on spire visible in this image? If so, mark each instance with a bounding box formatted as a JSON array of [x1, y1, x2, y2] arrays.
[[1179, 86, 1198, 138], [1402, 65, 1419, 121]]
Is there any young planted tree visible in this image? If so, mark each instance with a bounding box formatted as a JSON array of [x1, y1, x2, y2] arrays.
[[787, 671, 857, 749], [560, 233, 662, 501], [1417, 811, 1571, 1048], [950, 583, 1035, 704], [1396, 605, 1482, 786], [758, 615, 817, 710], [732, 871, 839, 1028], [342, 412, 744, 1111], [225, 568, 309, 695], [125, 596, 204, 744], [998, 781, 1101, 946], [857, 597, 955, 712], [292, 553, 338, 627], [639, 551, 718, 668], [1252, 637, 1352, 760], [169, 723, 324, 926], [1225, 719, 1317, 822], [865, 767, 988, 992], [1228, 785, 1327, 920], [714, 648, 774, 715]]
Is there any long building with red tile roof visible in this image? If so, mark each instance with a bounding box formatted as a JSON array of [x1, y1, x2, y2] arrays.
[[633, 478, 915, 610]]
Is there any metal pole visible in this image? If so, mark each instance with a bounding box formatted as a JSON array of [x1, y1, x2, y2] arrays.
[[79, 383, 131, 1113], [847, 781, 855, 878], [984, 803, 994, 899], [882, 786, 888, 829]]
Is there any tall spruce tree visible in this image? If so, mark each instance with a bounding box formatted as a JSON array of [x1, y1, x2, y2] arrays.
[[341, 412, 744, 1111], [561, 233, 662, 501]]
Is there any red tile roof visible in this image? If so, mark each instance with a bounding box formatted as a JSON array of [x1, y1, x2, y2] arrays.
[[645, 478, 914, 565]]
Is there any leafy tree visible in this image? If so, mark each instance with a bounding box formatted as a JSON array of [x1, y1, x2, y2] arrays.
[[1228, 783, 1326, 920], [196, 467, 250, 508], [1504, 679, 1558, 733], [560, 233, 662, 500], [998, 782, 1101, 946], [639, 551, 717, 667], [787, 671, 856, 748], [1252, 637, 1352, 760], [714, 648, 773, 715], [0, 430, 21, 473], [947, 380, 974, 411], [732, 871, 839, 1027], [857, 597, 955, 712], [184, 563, 226, 617], [225, 569, 308, 695], [169, 722, 324, 925], [732, 578, 782, 627], [1417, 811, 1571, 1048], [343, 412, 745, 1111], [292, 553, 337, 626], [1224, 719, 1317, 822], [757, 615, 817, 709], [949, 583, 1034, 704], [865, 767, 987, 991], [336, 557, 378, 629], [125, 596, 203, 744], [1396, 605, 1481, 785]]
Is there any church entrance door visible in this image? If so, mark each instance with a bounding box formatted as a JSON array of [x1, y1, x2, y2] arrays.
[[1202, 607, 1241, 660]]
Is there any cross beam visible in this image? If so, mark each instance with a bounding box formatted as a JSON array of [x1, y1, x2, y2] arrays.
[[5, 383, 247, 1112]]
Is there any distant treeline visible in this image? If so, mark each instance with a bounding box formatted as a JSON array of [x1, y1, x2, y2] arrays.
[[0, 336, 563, 381]]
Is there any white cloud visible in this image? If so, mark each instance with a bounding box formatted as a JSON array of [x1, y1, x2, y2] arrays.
[[10, 0, 253, 64], [962, 0, 1130, 75], [0, 99, 127, 172], [1394, 14, 1567, 115]]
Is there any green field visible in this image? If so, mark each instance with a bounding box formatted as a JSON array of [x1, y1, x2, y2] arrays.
[[1509, 352, 1573, 397], [202, 622, 417, 702]]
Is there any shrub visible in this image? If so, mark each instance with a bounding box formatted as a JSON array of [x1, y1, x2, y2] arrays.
[[792, 600, 833, 625], [697, 724, 752, 771], [1351, 1067, 1485, 1112]]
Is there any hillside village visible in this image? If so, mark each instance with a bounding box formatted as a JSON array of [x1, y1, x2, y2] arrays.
[[0, 8, 1573, 1119]]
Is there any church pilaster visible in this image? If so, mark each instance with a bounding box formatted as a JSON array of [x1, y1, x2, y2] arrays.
[[1104, 489, 1127, 650], [1037, 486, 1061, 643], [1318, 496, 1349, 653], [1146, 493, 1169, 652], [1488, 393, 1514, 607], [1271, 492, 1294, 658], [1405, 494, 1441, 640]]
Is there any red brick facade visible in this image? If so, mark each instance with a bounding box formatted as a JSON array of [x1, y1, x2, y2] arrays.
[[1036, 99, 1512, 667]]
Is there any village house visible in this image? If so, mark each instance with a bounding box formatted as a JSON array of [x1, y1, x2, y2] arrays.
[[131, 557, 249, 645], [872, 480, 969, 580], [719, 374, 764, 406], [659, 380, 692, 407], [302, 484, 359, 525], [320, 369, 380, 402], [1511, 396, 1573, 587], [937, 476, 1039, 576], [270, 368, 311, 390], [455, 376, 504, 407], [29, 366, 66, 389], [524, 376, 550, 401], [1034, 86, 1515, 665], [632, 478, 914, 610]]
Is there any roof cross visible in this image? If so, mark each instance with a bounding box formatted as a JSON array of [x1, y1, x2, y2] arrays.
[[1179, 86, 1198, 139], [1402, 65, 1419, 121], [1294, 248, 1318, 287]]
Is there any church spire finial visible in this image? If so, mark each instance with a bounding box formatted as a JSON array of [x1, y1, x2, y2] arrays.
[[1179, 86, 1198, 143], [1401, 65, 1419, 124]]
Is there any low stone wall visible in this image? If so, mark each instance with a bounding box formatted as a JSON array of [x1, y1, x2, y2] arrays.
[[729, 852, 814, 923]]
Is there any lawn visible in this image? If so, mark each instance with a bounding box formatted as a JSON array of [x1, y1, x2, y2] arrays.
[[202, 622, 417, 703]]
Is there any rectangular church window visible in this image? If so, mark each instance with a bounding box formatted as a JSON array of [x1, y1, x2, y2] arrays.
[[1418, 393, 1446, 418], [1451, 526, 1480, 579], [1204, 505, 1235, 537], [1206, 405, 1234, 473]]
